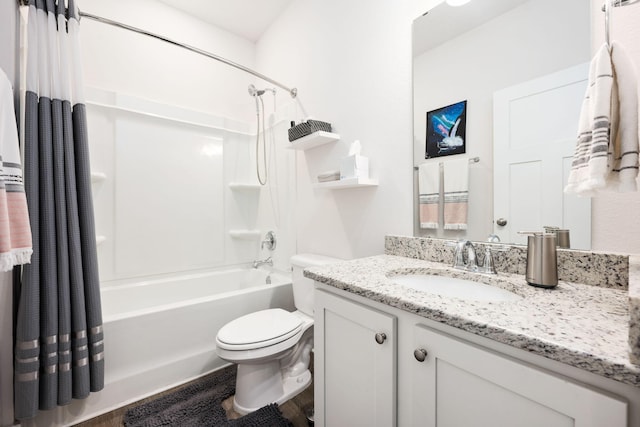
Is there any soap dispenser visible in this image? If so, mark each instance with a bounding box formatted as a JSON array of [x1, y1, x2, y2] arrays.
[[519, 232, 558, 288]]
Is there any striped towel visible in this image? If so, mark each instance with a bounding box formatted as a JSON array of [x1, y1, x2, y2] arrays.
[[443, 158, 468, 230], [0, 69, 32, 271], [565, 42, 639, 195], [418, 162, 439, 229]]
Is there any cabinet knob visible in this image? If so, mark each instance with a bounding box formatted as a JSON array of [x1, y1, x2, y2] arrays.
[[414, 348, 428, 362], [496, 218, 508, 227], [375, 332, 387, 344]]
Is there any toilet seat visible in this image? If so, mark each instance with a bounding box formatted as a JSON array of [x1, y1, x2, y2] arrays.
[[216, 308, 303, 351]]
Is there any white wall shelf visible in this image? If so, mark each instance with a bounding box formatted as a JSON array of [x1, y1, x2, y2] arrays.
[[228, 230, 261, 240], [286, 131, 340, 151], [313, 177, 378, 189], [228, 182, 262, 192]]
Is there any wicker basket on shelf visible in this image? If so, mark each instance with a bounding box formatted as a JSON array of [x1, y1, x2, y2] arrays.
[[288, 120, 332, 142]]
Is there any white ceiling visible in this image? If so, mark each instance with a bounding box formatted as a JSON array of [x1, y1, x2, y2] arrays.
[[157, 0, 294, 42]]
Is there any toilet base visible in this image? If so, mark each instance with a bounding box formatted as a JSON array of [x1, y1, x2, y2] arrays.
[[233, 363, 312, 415]]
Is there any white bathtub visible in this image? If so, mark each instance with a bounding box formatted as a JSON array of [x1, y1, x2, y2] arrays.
[[25, 268, 294, 426]]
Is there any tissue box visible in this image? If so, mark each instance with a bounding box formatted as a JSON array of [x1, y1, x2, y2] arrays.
[[340, 155, 369, 179]]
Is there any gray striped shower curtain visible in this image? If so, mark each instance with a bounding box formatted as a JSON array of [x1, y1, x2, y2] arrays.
[[14, 0, 104, 420]]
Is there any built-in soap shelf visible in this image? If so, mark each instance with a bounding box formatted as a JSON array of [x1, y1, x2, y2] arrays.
[[228, 230, 261, 240], [228, 183, 262, 192], [313, 177, 379, 189], [286, 131, 340, 151], [96, 235, 106, 246], [91, 172, 107, 184]]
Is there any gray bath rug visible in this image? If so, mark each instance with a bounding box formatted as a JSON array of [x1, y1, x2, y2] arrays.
[[123, 366, 293, 427]]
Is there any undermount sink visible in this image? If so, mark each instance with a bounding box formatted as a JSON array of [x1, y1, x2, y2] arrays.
[[391, 274, 522, 302]]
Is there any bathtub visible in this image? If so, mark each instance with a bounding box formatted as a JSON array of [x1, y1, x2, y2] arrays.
[[25, 268, 294, 426]]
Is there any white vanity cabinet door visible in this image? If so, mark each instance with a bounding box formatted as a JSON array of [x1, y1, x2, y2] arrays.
[[315, 290, 397, 427], [411, 325, 627, 427]]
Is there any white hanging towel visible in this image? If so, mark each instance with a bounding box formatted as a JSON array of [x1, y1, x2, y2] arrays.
[[418, 162, 439, 229], [565, 42, 639, 196], [608, 41, 639, 192], [0, 69, 32, 271], [443, 158, 469, 230]]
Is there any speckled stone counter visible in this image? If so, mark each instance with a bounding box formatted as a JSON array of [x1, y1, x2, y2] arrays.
[[385, 235, 629, 289], [305, 254, 640, 388]]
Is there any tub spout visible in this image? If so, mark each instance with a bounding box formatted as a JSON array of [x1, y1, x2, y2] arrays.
[[252, 256, 273, 269]]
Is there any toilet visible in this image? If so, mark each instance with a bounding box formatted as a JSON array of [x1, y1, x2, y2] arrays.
[[215, 253, 340, 415]]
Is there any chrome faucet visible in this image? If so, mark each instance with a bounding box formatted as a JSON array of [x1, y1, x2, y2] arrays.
[[252, 256, 273, 269], [253, 231, 276, 269], [451, 240, 502, 275], [452, 240, 479, 272]]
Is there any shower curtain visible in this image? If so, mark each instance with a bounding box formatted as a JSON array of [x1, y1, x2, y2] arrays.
[[14, 0, 103, 420]]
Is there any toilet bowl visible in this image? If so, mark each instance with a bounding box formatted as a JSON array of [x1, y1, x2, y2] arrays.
[[215, 253, 341, 415]]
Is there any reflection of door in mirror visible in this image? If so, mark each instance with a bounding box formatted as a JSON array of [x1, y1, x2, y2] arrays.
[[493, 64, 591, 249], [412, 0, 590, 246]]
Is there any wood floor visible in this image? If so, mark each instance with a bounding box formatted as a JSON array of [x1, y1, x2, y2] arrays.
[[73, 366, 314, 427]]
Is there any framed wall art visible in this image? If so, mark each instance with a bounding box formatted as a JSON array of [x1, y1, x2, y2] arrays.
[[425, 100, 467, 159]]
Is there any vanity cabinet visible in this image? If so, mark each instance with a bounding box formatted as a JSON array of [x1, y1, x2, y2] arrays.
[[411, 325, 627, 427], [315, 287, 630, 427], [314, 289, 397, 427]]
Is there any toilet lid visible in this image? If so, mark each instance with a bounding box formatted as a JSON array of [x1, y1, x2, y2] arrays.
[[217, 308, 303, 347]]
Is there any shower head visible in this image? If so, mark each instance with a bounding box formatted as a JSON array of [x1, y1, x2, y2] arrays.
[[248, 84, 265, 97]]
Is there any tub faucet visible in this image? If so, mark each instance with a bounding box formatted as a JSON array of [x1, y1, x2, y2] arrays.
[[252, 256, 273, 269]]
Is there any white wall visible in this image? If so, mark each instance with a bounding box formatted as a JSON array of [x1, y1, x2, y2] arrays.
[[255, 0, 437, 260], [0, 1, 18, 425], [80, 0, 257, 123], [412, 0, 590, 242], [590, 0, 640, 254]]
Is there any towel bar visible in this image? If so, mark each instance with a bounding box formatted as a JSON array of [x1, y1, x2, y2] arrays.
[[414, 156, 479, 170]]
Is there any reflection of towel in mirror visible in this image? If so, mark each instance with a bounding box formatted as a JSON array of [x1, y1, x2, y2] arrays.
[[418, 163, 439, 229], [443, 158, 468, 230], [565, 42, 639, 196]]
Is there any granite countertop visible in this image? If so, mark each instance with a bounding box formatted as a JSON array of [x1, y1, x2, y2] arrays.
[[305, 254, 640, 388]]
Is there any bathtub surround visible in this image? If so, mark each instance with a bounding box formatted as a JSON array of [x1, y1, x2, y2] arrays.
[[14, 1, 103, 419]]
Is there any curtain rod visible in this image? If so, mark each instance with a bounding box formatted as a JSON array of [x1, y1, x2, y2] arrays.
[[16, 1, 298, 98]]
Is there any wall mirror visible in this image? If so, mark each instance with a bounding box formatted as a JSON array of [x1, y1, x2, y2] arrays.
[[412, 0, 591, 249]]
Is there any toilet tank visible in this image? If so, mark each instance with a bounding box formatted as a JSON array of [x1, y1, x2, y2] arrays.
[[290, 254, 342, 316]]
